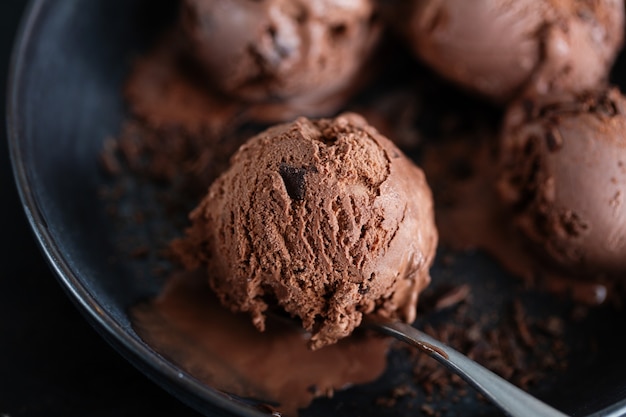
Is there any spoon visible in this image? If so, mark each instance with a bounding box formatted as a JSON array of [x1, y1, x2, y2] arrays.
[[364, 316, 569, 417]]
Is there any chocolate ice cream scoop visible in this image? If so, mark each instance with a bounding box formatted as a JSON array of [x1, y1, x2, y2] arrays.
[[172, 113, 438, 349], [180, 0, 381, 113], [403, 0, 624, 102], [497, 87, 626, 274]]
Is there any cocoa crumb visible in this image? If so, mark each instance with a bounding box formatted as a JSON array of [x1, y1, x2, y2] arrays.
[[434, 284, 470, 311], [100, 137, 122, 176], [374, 396, 396, 408], [420, 403, 436, 416], [514, 300, 535, 347]]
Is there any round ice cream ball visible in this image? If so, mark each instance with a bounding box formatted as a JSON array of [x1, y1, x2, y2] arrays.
[[174, 113, 438, 349], [403, 0, 624, 102], [180, 0, 381, 108], [497, 88, 626, 274]]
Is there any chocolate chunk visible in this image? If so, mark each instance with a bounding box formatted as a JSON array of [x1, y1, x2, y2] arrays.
[[544, 128, 563, 152], [279, 163, 308, 201]]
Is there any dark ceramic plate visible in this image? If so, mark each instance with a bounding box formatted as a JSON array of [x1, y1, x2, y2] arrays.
[[8, 1, 626, 416]]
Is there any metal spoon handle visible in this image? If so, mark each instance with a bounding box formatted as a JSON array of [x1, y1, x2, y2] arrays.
[[367, 319, 569, 417]]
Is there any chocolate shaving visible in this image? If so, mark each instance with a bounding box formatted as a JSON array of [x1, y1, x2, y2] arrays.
[[433, 284, 470, 311]]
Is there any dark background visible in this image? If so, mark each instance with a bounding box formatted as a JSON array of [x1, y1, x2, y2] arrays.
[[0, 2, 202, 416]]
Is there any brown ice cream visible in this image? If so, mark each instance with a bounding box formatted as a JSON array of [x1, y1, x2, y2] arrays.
[[173, 113, 438, 349], [402, 0, 624, 102], [497, 87, 626, 274], [180, 0, 381, 113]]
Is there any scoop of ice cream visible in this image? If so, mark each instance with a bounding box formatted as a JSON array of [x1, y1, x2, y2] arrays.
[[173, 113, 438, 349], [402, 0, 624, 102], [497, 87, 626, 274], [180, 0, 381, 111]]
